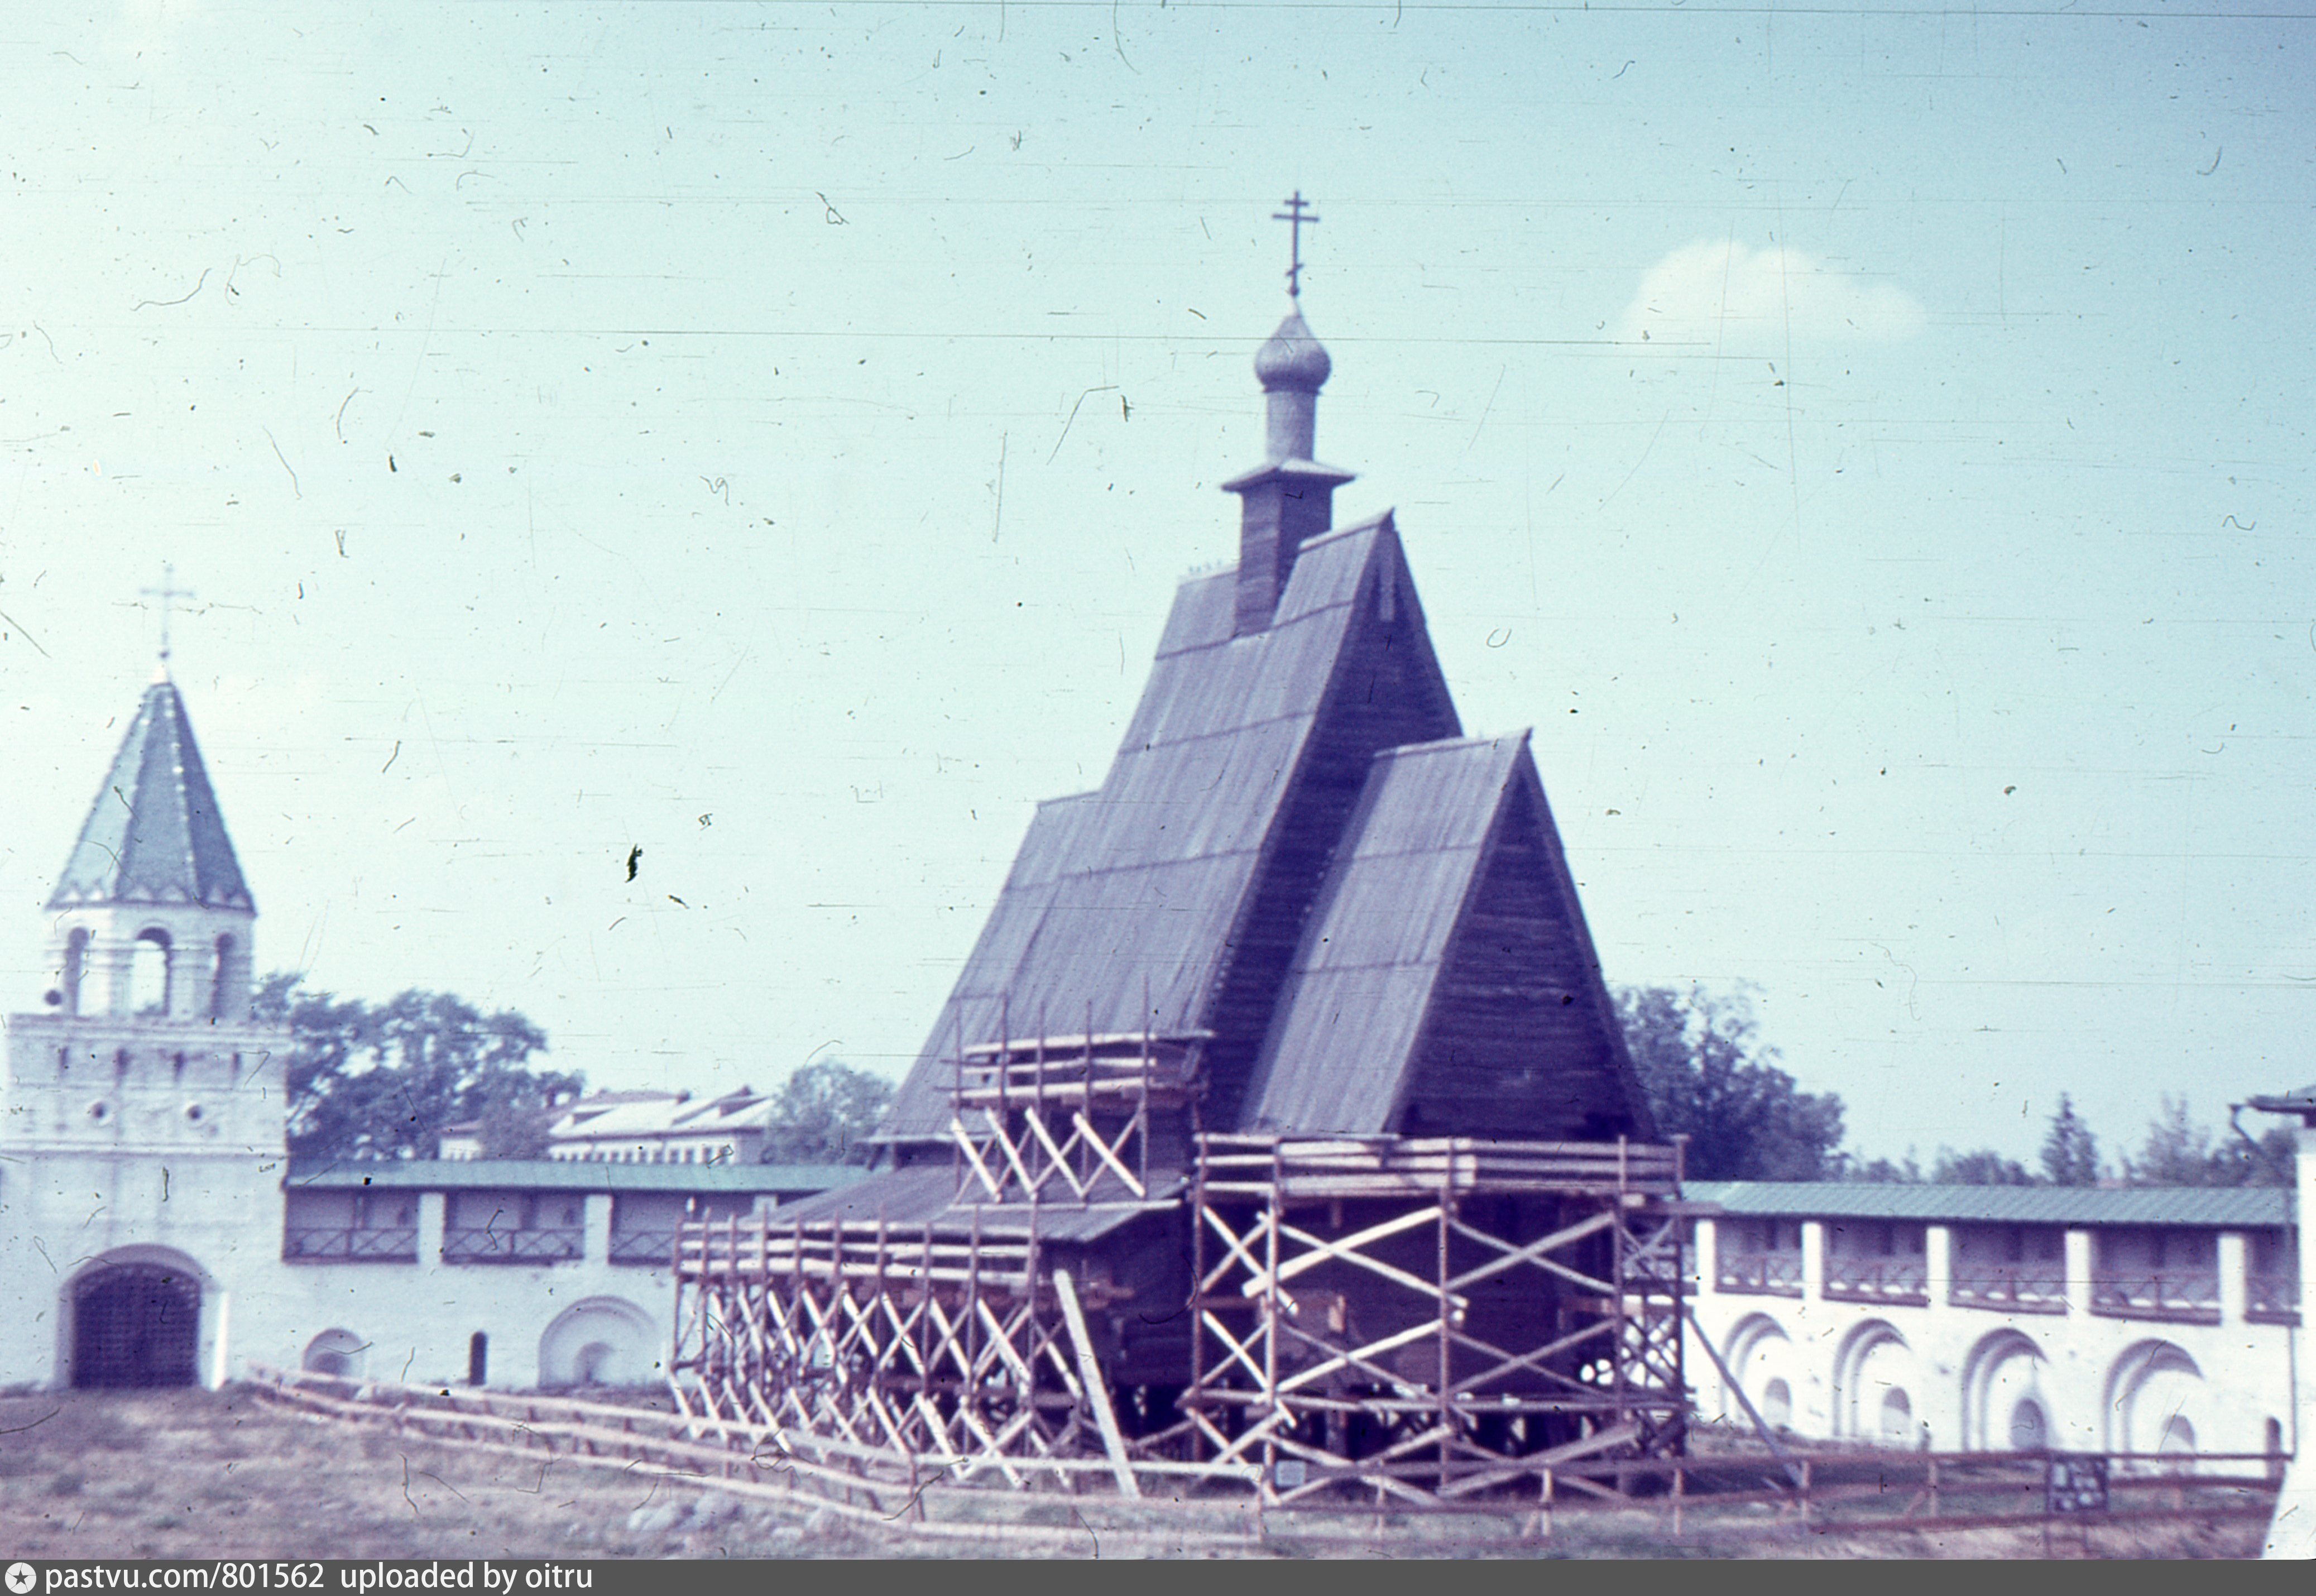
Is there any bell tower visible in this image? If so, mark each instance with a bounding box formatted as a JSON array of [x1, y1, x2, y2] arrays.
[[4, 667, 288, 1175]]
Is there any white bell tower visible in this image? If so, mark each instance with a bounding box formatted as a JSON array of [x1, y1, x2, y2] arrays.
[[0, 660, 292, 1388]]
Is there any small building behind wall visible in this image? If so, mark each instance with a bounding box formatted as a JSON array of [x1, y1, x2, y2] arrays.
[[1687, 1181, 2297, 1463]]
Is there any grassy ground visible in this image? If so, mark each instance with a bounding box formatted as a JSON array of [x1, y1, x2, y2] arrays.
[[0, 1388, 2269, 1560]]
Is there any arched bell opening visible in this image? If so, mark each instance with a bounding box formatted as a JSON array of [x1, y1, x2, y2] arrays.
[[128, 928, 172, 1017]]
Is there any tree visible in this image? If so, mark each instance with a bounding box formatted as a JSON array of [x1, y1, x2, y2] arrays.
[[1929, 1147, 2036, 1186], [764, 1057, 895, 1165], [1616, 984, 1846, 1181], [2217, 1124, 2298, 1188], [1837, 1151, 1922, 1185], [2039, 1094, 2102, 1186], [2120, 1094, 2293, 1188], [256, 973, 581, 1162]]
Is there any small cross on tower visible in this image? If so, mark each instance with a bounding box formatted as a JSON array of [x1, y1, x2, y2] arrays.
[[140, 563, 195, 669], [1272, 190, 1320, 300]]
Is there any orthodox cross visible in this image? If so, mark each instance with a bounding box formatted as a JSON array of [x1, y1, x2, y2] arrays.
[[140, 563, 195, 666], [1272, 190, 1319, 299]]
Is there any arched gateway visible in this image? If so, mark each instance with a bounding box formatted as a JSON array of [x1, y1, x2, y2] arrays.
[[72, 1262, 202, 1388]]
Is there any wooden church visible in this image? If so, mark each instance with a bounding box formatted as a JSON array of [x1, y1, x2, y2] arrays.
[[672, 236, 1690, 1502]]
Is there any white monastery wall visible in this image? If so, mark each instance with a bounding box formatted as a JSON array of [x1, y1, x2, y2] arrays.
[[1690, 1214, 2296, 1462]]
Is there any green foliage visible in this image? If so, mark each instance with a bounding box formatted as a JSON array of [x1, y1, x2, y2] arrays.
[[1837, 1152, 1922, 1184], [2039, 1094, 2102, 1186], [2119, 1094, 2293, 1188], [764, 1057, 895, 1165], [256, 972, 579, 1162], [1615, 984, 1845, 1181], [1929, 1147, 2036, 1186]]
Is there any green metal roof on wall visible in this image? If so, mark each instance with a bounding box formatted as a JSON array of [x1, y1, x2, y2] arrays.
[[287, 1158, 869, 1195], [50, 677, 253, 912], [1684, 1180, 2290, 1229]]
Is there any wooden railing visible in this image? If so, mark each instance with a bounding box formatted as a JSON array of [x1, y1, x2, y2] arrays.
[[2090, 1271, 2221, 1324], [608, 1227, 678, 1267], [1822, 1254, 1929, 1304], [1716, 1250, 1804, 1297], [953, 1044, 1199, 1113], [1950, 1264, 2066, 1315], [282, 1226, 419, 1263], [676, 1211, 1046, 1293], [441, 1225, 584, 1265], [2246, 1274, 2300, 1325], [1196, 1134, 1682, 1199]]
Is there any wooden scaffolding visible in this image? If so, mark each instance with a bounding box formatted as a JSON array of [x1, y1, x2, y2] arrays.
[[1173, 1134, 1689, 1503], [666, 1017, 1691, 1503]]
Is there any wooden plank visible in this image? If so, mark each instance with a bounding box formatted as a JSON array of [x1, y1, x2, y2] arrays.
[[1052, 1269, 1140, 1499]]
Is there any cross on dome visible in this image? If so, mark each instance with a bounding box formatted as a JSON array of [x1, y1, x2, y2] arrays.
[[1272, 190, 1319, 299], [139, 563, 195, 673]]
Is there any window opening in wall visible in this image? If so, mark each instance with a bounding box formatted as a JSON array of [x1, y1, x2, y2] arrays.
[[129, 930, 171, 1015], [61, 928, 89, 1015], [2093, 1226, 2222, 1321], [1826, 1220, 1929, 1303], [467, 1332, 488, 1387], [1717, 1218, 1804, 1296], [1879, 1388, 1914, 1444], [303, 1329, 370, 1379], [1760, 1377, 1792, 1430], [1952, 1225, 2066, 1313], [209, 935, 237, 1020], [2008, 1398, 2048, 1451]]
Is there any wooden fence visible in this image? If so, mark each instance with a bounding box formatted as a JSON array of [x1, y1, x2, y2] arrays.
[[242, 1366, 2280, 1554]]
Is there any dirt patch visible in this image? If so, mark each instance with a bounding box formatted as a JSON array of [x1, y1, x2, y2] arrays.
[[0, 1389, 863, 1561]]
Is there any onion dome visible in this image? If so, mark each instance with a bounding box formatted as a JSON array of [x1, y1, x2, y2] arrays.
[[1254, 309, 1332, 393]]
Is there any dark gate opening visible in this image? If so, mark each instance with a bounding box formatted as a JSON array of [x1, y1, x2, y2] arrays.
[[72, 1263, 202, 1389]]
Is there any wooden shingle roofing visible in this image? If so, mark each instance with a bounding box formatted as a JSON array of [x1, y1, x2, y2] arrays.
[[876, 500, 1647, 1148], [879, 512, 1459, 1142], [1241, 734, 1650, 1139]]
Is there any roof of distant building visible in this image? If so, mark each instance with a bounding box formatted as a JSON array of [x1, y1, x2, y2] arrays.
[[552, 1087, 775, 1142], [1685, 1181, 2290, 1229], [2246, 1085, 2316, 1123]]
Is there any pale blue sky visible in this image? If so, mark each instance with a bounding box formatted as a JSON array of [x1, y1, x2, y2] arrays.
[[1, 1, 2308, 1166]]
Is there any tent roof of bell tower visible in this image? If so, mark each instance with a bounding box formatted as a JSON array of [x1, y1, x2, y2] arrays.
[[48, 678, 255, 914]]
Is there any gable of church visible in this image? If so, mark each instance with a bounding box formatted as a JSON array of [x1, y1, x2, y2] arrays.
[[878, 516, 1457, 1143], [1241, 732, 1650, 1140]]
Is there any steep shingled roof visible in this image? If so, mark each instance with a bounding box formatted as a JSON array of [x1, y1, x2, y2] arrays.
[[50, 678, 253, 912], [1240, 733, 1650, 1139]]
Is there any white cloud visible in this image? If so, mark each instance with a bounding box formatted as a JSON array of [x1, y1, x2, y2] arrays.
[[1617, 239, 1925, 348]]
